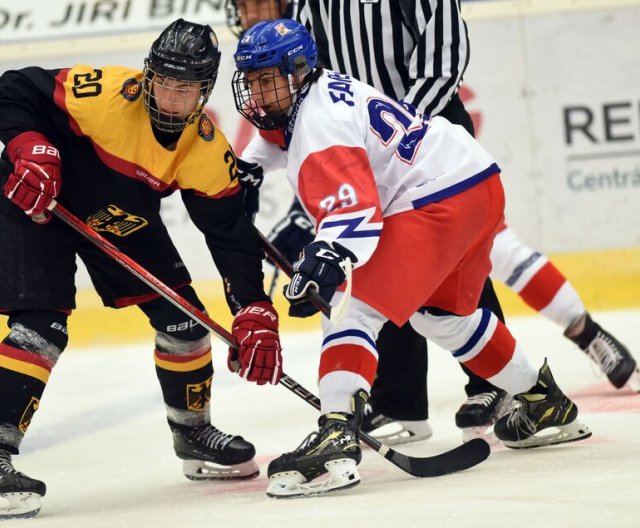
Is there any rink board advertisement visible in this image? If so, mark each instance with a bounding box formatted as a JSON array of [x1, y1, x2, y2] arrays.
[[0, 0, 226, 42], [463, 3, 640, 253], [0, 0, 638, 293]]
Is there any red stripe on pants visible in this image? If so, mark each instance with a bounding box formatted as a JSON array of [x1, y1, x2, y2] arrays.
[[463, 322, 516, 379], [518, 261, 566, 311], [319, 344, 378, 386]]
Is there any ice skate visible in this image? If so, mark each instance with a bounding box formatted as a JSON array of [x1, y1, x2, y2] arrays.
[[494, 359, 592, 449], [455, 389, 513, 444], [361, 404, 433, 446], [566, 313, 640, 391], [169, 421, 259, 480], [0, 450, 46, 520], [266, 390, 367, 498]]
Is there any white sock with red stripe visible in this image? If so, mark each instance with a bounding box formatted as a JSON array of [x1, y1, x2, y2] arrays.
[[317, 298, 386, 414], [409, 308, 538, 395], [491, 226, 585, 329]]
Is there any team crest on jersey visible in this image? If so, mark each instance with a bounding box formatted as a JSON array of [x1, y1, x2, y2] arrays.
[[186, 377, 212, 411], [87, 205, 149, 237], [120, 78, 142, 101], [198, 114, 215, 141], [19, 397, 39, 433]]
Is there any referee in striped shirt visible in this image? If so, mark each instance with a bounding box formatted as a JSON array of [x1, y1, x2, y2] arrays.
[[296, 0, 509, 433], [297, 0, 470, 121]]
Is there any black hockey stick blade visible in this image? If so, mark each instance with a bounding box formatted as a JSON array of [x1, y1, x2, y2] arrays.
[[370, 435, 491, 478]]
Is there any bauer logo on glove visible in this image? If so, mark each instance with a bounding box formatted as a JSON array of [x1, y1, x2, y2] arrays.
[[3, 131, 62, 223]]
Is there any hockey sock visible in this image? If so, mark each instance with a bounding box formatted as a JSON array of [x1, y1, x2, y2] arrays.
[[0, 310, 68, 453]]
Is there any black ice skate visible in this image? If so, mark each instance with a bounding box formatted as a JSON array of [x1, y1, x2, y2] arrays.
[[494, 359, 592, 449], [361, 404, 433, 446], [0, 450, 46, 520], [454, 389, 513, 444], [169, 421, 259, 480], [565, 313, 640, 391], [266, 390, 367, 498]]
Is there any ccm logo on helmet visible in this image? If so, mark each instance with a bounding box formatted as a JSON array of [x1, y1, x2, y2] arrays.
[[287, 45, 303, 56]]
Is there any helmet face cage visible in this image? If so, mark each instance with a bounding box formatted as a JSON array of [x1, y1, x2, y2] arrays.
[[143, 64, 214, 133], [232, 68, 298, 130], [225, 0, 243, 37], [225, 0, 290, 38], [232, 19, 317, 130], [143, 18, 221, 132]]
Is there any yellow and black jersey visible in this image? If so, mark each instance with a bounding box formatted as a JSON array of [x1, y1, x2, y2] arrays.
[[0, 66, 268, 312], [54, 64, 238, 197]]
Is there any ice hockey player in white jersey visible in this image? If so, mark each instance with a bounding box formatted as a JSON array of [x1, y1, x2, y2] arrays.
[[232, 19, 592, 498], [231, 0, 639, 448]]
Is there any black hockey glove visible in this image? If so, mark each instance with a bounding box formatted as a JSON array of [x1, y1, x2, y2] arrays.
[[267, 200, 315, 264], [284, 240, 357, 318], [236, 158, 263, 223]]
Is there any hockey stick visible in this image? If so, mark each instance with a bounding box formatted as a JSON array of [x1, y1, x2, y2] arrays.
[[278, 372, 490, 477], [258, 230, 492, 477], [49, 202, 489, 478], [267, 267, 280, 299], [257, 230, 352, 325]]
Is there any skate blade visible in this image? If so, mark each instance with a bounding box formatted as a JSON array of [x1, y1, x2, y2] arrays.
[[369, 421, 434, 446], [0, 492, 42, 519], [183, 458, 259, 481], [461, 426, 501, 447], [266, 458, 360, 498], [503, 419, 592, 449]]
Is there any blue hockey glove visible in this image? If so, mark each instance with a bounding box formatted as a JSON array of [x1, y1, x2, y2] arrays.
[[267, 200, 315, 264], [284, 240, 357, 318]]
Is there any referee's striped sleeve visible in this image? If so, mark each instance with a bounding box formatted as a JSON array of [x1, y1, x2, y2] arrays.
[[296, 0, 470, 117], [403, 0, 470, 115]]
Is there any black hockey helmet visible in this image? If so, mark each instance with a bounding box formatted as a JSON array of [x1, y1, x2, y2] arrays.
[[143, 19, 221, 132]]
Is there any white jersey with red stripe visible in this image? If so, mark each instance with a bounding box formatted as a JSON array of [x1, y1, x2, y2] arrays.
[[285, 69, 499, 269]]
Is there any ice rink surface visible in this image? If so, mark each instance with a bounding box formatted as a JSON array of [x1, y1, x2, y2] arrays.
[[8, 309, 640, 527]]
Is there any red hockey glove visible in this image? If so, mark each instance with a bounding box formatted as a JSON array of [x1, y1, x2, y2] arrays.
[[4, 131, 62, 223], [228, 301, 282, 385]]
